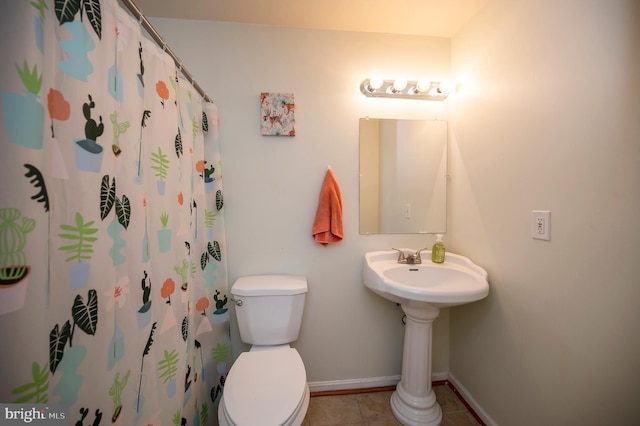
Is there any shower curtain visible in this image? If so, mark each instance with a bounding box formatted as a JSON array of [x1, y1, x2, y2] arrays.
[[0, 1, 230, 424]]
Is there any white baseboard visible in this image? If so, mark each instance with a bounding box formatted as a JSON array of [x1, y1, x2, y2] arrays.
[[448, 374, 497, 426], [308, 372, 449, 393], [308, 375, 400, 393], [432, 371, 449, 381]]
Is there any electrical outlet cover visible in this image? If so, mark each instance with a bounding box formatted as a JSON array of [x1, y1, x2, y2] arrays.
[[532, 210, 551, 240]]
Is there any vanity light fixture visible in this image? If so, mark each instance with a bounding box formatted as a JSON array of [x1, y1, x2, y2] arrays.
[[360, 78, 449, 101]]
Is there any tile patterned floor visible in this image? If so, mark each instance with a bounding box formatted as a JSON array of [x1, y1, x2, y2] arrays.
[[302, 384, 482, 426]]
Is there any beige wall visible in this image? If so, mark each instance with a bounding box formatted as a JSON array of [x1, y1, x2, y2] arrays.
[[449, 0, 640, 424], [151, 19, 452, 387]]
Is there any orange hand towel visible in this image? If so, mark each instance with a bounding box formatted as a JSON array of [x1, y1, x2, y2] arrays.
[[312, 168, 343, 245]]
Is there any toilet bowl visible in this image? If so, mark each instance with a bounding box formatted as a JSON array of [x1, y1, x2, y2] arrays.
[[219, 346, 309, 426], [218, 275, 309, 426]]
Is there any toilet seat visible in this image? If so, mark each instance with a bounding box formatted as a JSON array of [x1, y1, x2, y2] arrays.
[[222, 347, 308, 425]]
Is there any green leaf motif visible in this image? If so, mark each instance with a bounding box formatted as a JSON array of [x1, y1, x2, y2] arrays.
[[141, 110, 151, 127], [172, 409, 181, 426], [174, 129, 182, 158], [115, 195, 131, 229], [150, 147, 170, 180], [157, 349, 179, 383], [181, 316, 188, 342], [72, 289, 98, 336], [15, 61, 42, 95], [100, 175, 116, 220], [202, 111, 209, 132], [55, 0, 80, 25], [58, 212, 99, 262], [191, 116, 198, 138], [30, 0, 49, 22], [200, 403, 208, 425], [143, 322, 157, 357], [82, 0, 102, 39], [160, 212, 169, 227], [208, 241, 221, 262], [24, 164, 50, 212], [204, 209, 216, 228], [200, 252, 208, 271], [49, 321, 71, 374], [54, 0, 101, 39], [211, 342, 230, 362], [215, 190, 223, 211], [11, 362, 49, 403]]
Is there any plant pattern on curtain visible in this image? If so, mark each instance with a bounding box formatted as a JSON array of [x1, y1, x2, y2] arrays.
[[0, 1, 230, 424]]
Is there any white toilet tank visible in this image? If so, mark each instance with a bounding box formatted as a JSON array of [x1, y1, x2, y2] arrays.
[[231, 275, 307, 346]]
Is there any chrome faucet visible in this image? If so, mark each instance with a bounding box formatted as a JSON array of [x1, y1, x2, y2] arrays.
[[392, 248, 430, 264]]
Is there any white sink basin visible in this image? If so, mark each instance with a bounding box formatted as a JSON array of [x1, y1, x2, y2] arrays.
[[363, 249, 489, 425], [363, 249, 489, 308]]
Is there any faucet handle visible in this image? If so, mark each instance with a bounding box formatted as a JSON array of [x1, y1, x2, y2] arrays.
[[392, 248, 406, 263], [415, 248, 430, 262]]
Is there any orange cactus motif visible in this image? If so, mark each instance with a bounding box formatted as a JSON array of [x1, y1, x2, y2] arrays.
[[156, 80, 169, 108], [177, 192, 184, 206], [47, 88, 70, 137], [161, 278, 176, 304], [195, 159, 205, 173], [196, 296, 210, 316]]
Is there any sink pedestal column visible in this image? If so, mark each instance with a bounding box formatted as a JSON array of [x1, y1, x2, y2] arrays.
[[391, 303, 442, 426]]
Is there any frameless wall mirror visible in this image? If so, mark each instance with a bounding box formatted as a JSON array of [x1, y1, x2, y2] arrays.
[[359, 118, 447, 234]]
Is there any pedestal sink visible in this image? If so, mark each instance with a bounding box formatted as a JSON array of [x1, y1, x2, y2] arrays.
[[363, 249, 489, 426]]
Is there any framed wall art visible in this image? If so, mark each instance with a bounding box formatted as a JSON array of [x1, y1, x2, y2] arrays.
[[260, 92, 295, 136]]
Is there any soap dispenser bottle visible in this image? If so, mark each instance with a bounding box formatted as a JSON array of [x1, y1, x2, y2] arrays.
[[431, 234, 445, 264]]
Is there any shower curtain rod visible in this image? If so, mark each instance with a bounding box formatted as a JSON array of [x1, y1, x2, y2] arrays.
[[119, 0, 213, 103]]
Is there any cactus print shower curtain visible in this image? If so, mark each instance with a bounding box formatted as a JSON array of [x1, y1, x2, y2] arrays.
[[0, 1, 230, 424]]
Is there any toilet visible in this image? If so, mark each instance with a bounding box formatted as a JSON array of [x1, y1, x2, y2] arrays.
[[218, 275, 309, 426]]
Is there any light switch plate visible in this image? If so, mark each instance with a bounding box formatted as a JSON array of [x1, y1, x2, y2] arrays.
[[404, 204, 411, 219], [532, 210, 551, 240]]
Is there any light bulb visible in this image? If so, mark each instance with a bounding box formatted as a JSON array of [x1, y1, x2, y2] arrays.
[[392, 79, 407, 92], [428, 83, 441, 96], [416, 80, 430, 93], [369, 77, 383, 90], [438, 81, 451, 95]]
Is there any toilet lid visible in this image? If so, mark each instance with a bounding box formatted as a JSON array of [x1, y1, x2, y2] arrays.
[[225, 348, 307, 425], [232, 275, 308, 296]]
